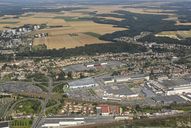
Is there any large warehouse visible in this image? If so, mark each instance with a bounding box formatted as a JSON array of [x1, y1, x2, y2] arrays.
[[67, 77, 98, 89], [160, 79, 191, 95], [103, 84, 139, 98], [148, 78, 191, 95]]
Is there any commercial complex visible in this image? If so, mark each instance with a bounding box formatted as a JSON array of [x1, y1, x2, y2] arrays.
[[147, 79, 191, 96], [67, 77, 98, 89]]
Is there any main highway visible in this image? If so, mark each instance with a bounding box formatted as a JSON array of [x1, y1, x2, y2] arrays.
[[32, 76, 53, 128]]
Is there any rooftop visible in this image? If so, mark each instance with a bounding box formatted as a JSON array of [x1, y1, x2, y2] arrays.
[[68, 77, 97, 87], [153, 95, 187, 104], [0, 122, 9, 128], [104, 84, 136, 96], [160, 79, 191, 88], [63, 64, 91, 73]]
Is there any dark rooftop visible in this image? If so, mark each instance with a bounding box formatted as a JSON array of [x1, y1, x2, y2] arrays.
[[160, 79, 191, 88], [153, 95, 187, 104], [0, 122, 9, 128]]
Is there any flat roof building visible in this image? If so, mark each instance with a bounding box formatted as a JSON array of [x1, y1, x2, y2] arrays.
[[159, 79, 191, 95], [103, 84, 139, 98], [152, 95, 187, 105], [0, 122, 9, 128], [63, 64, 93, 73], [67, 77, 98, 89], [148, 78, 191, 95], [41, 117, 85, 128]]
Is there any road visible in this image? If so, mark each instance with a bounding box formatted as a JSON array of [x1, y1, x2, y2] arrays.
[[3, 98, 43, 118], [32, 76, 53, 128]]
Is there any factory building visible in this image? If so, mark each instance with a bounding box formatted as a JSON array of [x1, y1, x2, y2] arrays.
[[85, 62, 108, 68], [152, 95, 187, 105], [148, 79, 191, 95], [163, 79, 191, 95], [85, 61, 126, 68], [67, 77, 98, 89], [103, 84, 139, 99], [115, 76, 131, 83], [41, 117, 85, 128], [102, 74, 149, 85], [102, 77, 115, 84], [0, 122, 9, 128]]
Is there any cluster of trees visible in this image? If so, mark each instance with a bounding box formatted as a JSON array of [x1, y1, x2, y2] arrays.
[[17, 43, 147, 58], [91, 11, 191, 43], [138, 34, 191, 46], [0, 4, 86, 16]]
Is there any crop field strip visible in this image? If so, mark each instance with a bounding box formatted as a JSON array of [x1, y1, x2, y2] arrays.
[[0, 4, 191, 48]]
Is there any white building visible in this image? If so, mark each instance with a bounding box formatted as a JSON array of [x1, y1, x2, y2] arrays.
[[103, 77, 115, 84], [103, 84, 139, 99], [149, 79, 191, 95], [115, 76, 130, 83], [0, 122, 9, 128], [67, 77, 98, 89], [41, 117, 85, 128]]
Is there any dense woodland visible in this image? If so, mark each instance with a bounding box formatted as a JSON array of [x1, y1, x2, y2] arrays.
[[138, 34, 191, 46], [1, 1, 191, 59], [16, 43, 147, 58], [93, 11, 191, 42]]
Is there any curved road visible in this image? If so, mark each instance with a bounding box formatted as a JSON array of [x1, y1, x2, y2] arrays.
[[3, 98, 43, 118], [32, 76, 54, 128]]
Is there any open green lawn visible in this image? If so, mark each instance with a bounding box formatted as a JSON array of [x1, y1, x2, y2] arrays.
[[27, 73, 48, 82], [0, 21, 18, 24], [15, 100, 41, 115], [53, 82, 67, 93]]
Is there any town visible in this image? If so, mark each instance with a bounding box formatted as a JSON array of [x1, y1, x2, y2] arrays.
[[0, 0, 191, 128], [0, 49, 191, 127]]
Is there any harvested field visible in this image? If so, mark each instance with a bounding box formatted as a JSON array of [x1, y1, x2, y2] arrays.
[[31, 21, 125, 35], [176, 21, 191, 26], [1, 4, 189, 49], [33, 33, 108, 49]]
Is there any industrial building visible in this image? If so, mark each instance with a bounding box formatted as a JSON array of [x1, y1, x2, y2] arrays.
[[103, 84, 139, 98], [62, 61, 126, 74], [102, 77, 115, 84], [63, 64, 90, 73], [115, 76, 131, 83], [85, 61, 108, 68], [41, 117, 85, 128], [67, 77, 98, 89], [129, 74, 150, 81], [41, 116, 115, 128], [101, 74, 149, 85], [85, 61, 125, 68], [161, 79, 191, 95], [0, 122, 9, 128], [148, 78, 191, 95], [152, 95, 187, 105]]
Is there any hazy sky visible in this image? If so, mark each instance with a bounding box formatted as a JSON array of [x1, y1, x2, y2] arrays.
[[2, 0, 191, 5]]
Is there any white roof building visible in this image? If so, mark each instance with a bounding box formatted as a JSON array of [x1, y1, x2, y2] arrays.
[[67, 77, 98, 89]]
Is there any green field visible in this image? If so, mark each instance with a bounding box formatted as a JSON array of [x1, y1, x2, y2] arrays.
[[15, 100, 41, 114], [0, 21, 19, 24], [11, 119, 33, 128], [84, 32, 101, 38], [53, 16, 91, 22]]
